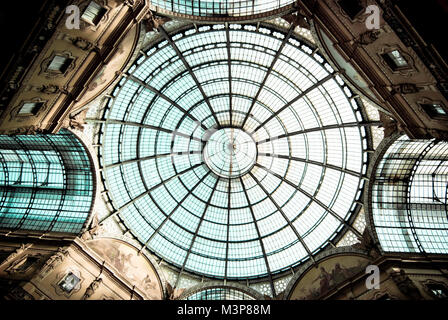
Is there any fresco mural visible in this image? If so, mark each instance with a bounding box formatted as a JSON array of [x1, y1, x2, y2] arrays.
[[86, 238, 163, 300], [289, 255, 371, 300]]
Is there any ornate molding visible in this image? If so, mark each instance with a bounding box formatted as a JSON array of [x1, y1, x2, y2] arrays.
[[0, 244, 33, 268], [57, 32, 94, 51]]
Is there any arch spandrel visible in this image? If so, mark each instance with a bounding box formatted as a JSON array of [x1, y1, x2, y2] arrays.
[[86, 237, 164, 299]]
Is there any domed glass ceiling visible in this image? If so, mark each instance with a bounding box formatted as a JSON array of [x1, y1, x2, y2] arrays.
[[151, 0, 295, 19], [98, 23, 370, 280]]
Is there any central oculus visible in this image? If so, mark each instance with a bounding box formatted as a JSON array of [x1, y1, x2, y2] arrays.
[[203, 128, 257, 178]]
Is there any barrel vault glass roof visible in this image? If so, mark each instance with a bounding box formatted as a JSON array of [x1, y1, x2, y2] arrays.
[[97, 23, 371, 280], [151, 0, 295, 18], [185, 287, 256, 300], [0, 130, 94, 235], [371, 136, 448, 254]]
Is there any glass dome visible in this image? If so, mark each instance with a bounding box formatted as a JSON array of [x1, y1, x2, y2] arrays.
[[98, 23, 370, 280]]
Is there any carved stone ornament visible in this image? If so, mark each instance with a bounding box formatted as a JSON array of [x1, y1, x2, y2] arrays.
[[63, 109, 89, 131], [81, 214, 103, 240], [165, 282, 184, 300], [82, 277, 103, 300], [372, 291, 398, 300], [357, 30, 381, 45], [56, 32, 93, 51], [39, 247, 69, 279], [390, 83, 421, 95], [379, 112, 398, 137], [143, 11, 171, 32], [352, 229, 380, 258], [31, 84, 62, 94], [9, 286, 35, 300], [70, 37, 93, 51], [124, 0, 136, 7], [389, 269, 423, 300], [282, 10, 311, 29]]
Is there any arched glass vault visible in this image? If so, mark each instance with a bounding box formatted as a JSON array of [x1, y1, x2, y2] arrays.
[[0, 130, 95, 236], [97, 23, 373, 281], [150, 0, 296, 20], [184, 287, 256, 300], [367, 135, 448, 254]]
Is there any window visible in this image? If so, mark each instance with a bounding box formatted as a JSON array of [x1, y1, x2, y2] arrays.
[[338, 0, 364, 20], [47, 55, 73, 73], [18, 102, 44, 116], [81, 1, 107, 25], [426, 283, 448, 300], [421, 103, 448, 119], [58, 272, 81, 293], [381, 50, 409, 70], [7, 256, 39, 273]]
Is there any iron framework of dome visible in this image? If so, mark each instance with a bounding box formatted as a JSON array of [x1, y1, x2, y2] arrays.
[[97, 23, 372, 280]]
